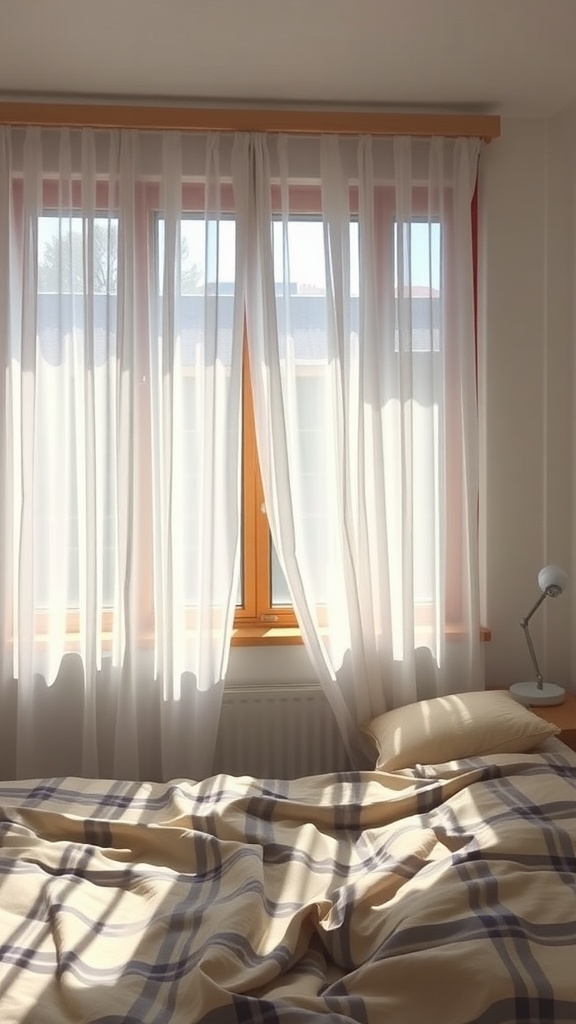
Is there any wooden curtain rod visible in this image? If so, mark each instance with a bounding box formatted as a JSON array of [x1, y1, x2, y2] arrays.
[[0, 102, 500, 141]]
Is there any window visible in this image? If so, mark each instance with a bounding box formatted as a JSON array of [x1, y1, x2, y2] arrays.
[[26, 150, 477, 652], [148, 187, 462, 640]]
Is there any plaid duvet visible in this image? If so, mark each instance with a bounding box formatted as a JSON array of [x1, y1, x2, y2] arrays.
[[0, 746, 575, 1023]]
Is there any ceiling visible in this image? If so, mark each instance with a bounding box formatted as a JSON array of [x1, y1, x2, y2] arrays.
[[1, 0, 576, 119]]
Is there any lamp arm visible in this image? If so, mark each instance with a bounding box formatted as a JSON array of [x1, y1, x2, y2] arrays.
[[520, 590, 548, 690]]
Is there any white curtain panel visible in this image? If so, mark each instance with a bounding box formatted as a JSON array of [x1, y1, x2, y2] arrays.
[[0, 127, 245, 780], [242, 134, 484, 767]]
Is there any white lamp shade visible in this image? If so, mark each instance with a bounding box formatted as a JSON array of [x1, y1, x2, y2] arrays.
[[538, 564, 568, 596]]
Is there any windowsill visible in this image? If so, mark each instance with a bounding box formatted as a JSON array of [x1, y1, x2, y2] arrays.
[[231, 624, 492, 646], [231, 625, 305, 646]]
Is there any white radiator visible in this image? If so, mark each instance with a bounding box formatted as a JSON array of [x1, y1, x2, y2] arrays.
[[214, 684, 350, 779]]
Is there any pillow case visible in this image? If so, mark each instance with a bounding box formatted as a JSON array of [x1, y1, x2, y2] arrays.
[[363, 689, 560, 771]]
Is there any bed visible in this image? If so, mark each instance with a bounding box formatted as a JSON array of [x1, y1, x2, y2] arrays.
[[1, 691, 575, 1023]]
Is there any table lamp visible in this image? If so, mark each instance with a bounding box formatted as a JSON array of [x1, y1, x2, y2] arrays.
[[510, 564, 568, 707]]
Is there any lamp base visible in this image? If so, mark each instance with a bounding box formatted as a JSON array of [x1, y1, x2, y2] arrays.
[[509, 681, 566, 707]]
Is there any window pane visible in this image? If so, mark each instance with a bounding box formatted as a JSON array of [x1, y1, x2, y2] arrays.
[[269, 214, 443, 610], [156, 215, 238, 606], [36, 214, 118, 608], [395, 218, 443, 603], [394, 219, 441, 351], [270, 545, 290, 605], [38, 215, 118, 296], [270, 216, 359, 606]]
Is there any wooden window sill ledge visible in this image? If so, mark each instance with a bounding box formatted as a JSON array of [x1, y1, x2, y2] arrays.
[[231, 624, 492, 647]]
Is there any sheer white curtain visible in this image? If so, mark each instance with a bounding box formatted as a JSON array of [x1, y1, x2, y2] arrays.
[[0, 125, 485, 781], [0, 127, 245, 781], [243, 134, 484, 767]]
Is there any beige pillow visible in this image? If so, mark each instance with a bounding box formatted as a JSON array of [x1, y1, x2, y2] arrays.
[[363, 689, 560, 771]]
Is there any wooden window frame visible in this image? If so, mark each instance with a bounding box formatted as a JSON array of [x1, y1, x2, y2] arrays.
[[233, 341, 300, 634]]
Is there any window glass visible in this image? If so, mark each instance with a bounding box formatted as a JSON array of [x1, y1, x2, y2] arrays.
[[270, 217, 359, 606], [156, 215, 238, 606], [395, 218, 443, 603], [394, 219, 441, 351], [36, 214, 118, 608]]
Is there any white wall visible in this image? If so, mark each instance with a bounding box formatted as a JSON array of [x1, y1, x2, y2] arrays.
[[226, 643, 317, 686], [479, 106, 576, 693]]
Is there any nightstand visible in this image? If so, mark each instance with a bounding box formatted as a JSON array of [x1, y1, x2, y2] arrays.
[[531, 693, 576, 752]]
